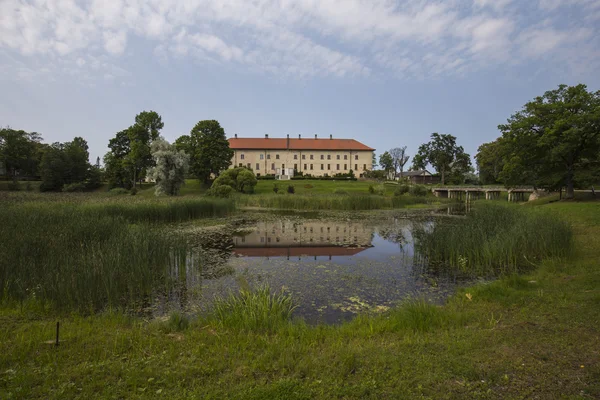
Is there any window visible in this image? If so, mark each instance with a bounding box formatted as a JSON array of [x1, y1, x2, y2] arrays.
[[240, 154, 245, 160], [336, 164, 340, 170], [304, 164, 307, 170], [247, 163, 251, 169], [256, 163, 260, 170], [310, 164, 313, 170], [344, 164, 347, 170], [363, 164, 366, 170], [271, 163, 275, 170], [294, 163, 298, 170], [260, 154, 264, 160], [327, 155, 331, 160], [282, 164, 285, 169], [355, 155, 358, 160], [320, 155, 324, 160], [276, 154, 280, 160], [355, 164, 358, 170], [302, 154, 306, 160], [344, 155, 348, 160], [321, 164, 324, 170], [294, 154, 298, 160], [337, 155, 340, 160], [327, 164, 330, 169], [267, 154, 271, 160], [239, 163, 243, 167], [310, 155, 314, 160]]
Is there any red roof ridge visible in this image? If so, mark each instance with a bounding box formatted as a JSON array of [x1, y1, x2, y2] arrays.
[[228, 136, 374, 151]]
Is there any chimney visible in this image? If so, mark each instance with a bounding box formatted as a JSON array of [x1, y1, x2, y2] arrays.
[[299, 134, 301, 140], [330, 134, 332, 140], [286, 134, 290, 149], [265, 134, 268, 139], [315, 134, 317, 139], [235, 134, 238, 139]]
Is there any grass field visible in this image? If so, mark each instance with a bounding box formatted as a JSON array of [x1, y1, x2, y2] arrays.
[[1, 200, 599, 398]]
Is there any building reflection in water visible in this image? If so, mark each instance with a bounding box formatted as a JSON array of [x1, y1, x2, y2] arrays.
[[232, 220, 375, 259]]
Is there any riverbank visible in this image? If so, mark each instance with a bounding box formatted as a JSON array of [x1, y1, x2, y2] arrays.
[[1, 200, 599, 398]]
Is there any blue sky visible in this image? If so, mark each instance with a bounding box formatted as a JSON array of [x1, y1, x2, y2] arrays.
[[1, 0, 599, 168]]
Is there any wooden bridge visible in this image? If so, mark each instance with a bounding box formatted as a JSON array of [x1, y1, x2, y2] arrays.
[[432, 187, 535, 202]]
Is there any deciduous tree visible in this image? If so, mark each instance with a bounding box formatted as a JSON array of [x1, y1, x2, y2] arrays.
[[389, 146, 410, 178], [176, 120, 233, 183], [475, 140, 504, 184], [147, 137, 190, 196], [412, 133, 471, 185], [378, 151, 394, 180], [0, 128, 42, 181], [498, 84, 600, 198]]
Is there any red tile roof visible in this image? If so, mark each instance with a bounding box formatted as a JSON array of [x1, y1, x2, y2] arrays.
[[228, 137, 374, 151]]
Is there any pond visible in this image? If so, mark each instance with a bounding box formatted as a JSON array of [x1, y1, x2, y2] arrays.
[[154, 211, 472, 324]]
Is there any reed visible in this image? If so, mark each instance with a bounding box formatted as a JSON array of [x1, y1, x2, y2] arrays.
[[210, 285, 297, 332], [235, 194, 436, 210], [413, 203, 572, 276], [0, 198, 234, 312]]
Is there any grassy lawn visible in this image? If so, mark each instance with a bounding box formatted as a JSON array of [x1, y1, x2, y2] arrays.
[[253, 179, 398, 195], [1, 200, 599, 399]]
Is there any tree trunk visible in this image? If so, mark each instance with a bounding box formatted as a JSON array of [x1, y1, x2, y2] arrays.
[[133, 168, 137, 189], [441, 169, 445, 185], [565, 169, 574, 199]]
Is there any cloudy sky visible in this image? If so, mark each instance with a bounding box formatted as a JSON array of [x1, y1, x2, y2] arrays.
[[1, 0, 599, 165]]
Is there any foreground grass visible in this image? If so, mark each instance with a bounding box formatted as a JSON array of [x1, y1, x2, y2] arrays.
[[1, 201, 599, 398]]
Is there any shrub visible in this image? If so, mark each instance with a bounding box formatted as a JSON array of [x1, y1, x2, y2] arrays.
[[410, 185, 428, 197], [395, 184, 410, 196], [207, 185, 234, 198], [62, 182, 87, 192], [108, 188, 129, 196], [273, 183, 279, 194], [212, 167, 257, 194], [7, 181, 21, 191], [368, 185, 375, 194], [287, 185, 295, 194], [130, 187, 138, 196]]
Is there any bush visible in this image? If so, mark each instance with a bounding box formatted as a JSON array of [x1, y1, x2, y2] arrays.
[[287, 185, 295, 194], [368, 185, 375, 194], [273, 183, 279, 194], [62, 182, 87, 192], [212, 167, 257, 194], [7, 181, 21, 191], [257, 174, 276, 180], [130, 187, 138, 196], [395, 184, 410, 196], [207, 185, 234, 198], [108, 188, 129, 196], [410, 185, 428, 197]]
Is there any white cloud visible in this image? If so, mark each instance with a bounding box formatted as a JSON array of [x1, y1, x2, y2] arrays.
[[0, 0, 598, 80]]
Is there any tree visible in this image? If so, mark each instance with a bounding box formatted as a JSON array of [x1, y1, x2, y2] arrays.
[[475, 140, 505, 184], [39, 143, 68, 191], [63, 137, 89, 184], [39, 137, 94, 191], [412, 133, 471, 185], [147, 137, 190, 196], [176, 120, 233, 183], [104, 111, 164, 189], [498, 84, 600, 199], [389, 146, 410, 178], [0, 128, 42, 181], [378, 151, 394, 180]]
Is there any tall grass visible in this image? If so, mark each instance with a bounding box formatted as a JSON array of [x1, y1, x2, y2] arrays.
[[210, 285, 297, 332], [414, 203, 572, 276], [0, 198, 233, 312], [235, 194, 437, 210]]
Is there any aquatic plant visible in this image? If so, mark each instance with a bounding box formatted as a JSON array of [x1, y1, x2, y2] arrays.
[[210, 285, 297, 332], [413, 203, 572, 276]]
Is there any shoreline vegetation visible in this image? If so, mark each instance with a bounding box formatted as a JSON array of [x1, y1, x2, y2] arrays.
[[1, 183, 599, 398]]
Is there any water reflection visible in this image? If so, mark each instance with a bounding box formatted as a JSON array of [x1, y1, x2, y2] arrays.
[[152, 214, 468, 324]]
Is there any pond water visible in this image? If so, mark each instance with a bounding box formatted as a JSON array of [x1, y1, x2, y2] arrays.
[[154, 212, 470, 324]]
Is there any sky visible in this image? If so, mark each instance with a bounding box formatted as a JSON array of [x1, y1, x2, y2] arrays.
[[1, 0, 600, 169]]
